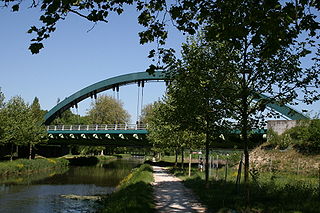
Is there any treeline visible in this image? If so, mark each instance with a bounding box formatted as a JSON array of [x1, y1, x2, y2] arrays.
[[0, 89, 132, 159], [0, 89, 47, 160]]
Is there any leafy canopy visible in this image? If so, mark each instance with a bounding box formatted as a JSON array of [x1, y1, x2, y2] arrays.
[[0, 96, 47, 147], [87, 94, 130, 124]]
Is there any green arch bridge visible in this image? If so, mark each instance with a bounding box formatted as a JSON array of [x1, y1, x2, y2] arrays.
[[45, 71, 308, 146]]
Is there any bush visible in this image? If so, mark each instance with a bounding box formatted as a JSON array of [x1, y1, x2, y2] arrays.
[[286, 119, 320, 152], [267, 129, 292, 149], [267, 120, 320, 152]]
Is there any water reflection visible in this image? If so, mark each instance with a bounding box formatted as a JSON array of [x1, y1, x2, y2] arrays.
[[0, 158, 142, 213]]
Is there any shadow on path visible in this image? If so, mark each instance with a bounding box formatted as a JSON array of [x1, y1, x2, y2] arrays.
[[152, 166, 208, 213]]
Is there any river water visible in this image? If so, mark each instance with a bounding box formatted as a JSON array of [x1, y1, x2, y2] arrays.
[[0, 158, 142, 213]]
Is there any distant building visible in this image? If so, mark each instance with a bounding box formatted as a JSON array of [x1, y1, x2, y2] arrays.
[[267, 120, 298, 135]]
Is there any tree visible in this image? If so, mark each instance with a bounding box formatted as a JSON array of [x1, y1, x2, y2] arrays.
[[1, 1, 318, 60], [87, 95, 130, 124], [167, 29, 318, 203], [0, 96, 47, 160], [147, 97, 205, 167], [30, 97, 47, 123], [0, 88, 5, 145], [140, 103, 156, 124], [52, 109, 83, 125], [3, 0, 319, 204], [164, 37, 235, 182], [0, 87, 4, 108]]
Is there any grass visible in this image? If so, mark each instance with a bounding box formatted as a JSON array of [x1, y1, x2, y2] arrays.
[[0, 158, 69, 176], [171, 167, 320, 213], [98, 164, 155, 213], [0, 166, 69, 184], [66, 154, 131, 166]]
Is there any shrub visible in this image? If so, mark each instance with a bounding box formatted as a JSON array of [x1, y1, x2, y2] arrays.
[[267, 129, 292, 149], [268, 120, 320, 152], [285, 119, 320, 152]]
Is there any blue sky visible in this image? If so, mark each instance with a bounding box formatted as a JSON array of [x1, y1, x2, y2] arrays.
[[0, 5, 319, 123], [0, 5, 185, 122]]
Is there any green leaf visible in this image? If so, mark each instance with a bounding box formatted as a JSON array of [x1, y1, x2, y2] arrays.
[[146, 64, 157, 74], [29, 43, 44, 54], [12, 4, 19, 12]]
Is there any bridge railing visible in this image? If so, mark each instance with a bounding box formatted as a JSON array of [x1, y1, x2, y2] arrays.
[[46, 124, 147, 131]]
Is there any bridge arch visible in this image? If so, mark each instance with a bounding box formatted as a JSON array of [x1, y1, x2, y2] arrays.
[[44, 71, 167, 124], [44, 71, 308, 124]]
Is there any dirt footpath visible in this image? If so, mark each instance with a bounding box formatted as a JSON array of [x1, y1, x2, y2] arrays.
[[152, 166, 208, 213]]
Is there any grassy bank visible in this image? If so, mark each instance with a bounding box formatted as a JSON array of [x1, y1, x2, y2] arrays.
[[0, 158, 69, 176], [0, 166, 69, 185], [172, 167, 320, 213], [98, 164, 155, 213], [66, 154, 133, 166]]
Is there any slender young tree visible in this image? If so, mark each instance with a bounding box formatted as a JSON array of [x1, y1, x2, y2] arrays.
[[164, 37, 235, 182], [147, 98, 204, 167], [167, 30, 318, 203]]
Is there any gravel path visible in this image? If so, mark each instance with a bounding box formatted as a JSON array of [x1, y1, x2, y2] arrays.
[[152, 166, 208, 213]]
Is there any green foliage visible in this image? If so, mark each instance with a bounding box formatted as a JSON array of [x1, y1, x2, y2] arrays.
[[3, 0, 319, 60], [0, 166, 68, 185], [268, 120, 320, 152], [30, 97, 45, 122], [167, 37, 234, 135], [0, 88, 5, 140], [0, 158, 69, 176], [52, 109, 86, 125], [0, 87, 4, 109], [87, 95, 130, 124], [0, 96, 47, 149], [147, 99, 204, 150], [267, 129, 292, 150], [287, 119, 320, 151], [174, 170, 320, 213], [139, 103, 155, 124], [98, 164, 154, 213]]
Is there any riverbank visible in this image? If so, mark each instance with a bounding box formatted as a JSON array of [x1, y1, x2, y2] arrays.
[[0, 157, 143, 213], [0, 158, 69, 177], [97, 164, 155, 213], [0, 154, 135, 181]]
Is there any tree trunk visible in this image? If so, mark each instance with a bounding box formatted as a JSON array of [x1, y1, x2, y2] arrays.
[[181, 147, 184, 170], [175, 148, 178, 167], [225, 159, 228, 182], [241, 85, 250, 206], [10, 143, 14, 162], [205, 134, 209, 184], [241, 37, 250, 207], [236, 156, 243, 193], [29, 143, 32, 160], [69, 146, 72, 155], [189, 152, 192, 177]]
